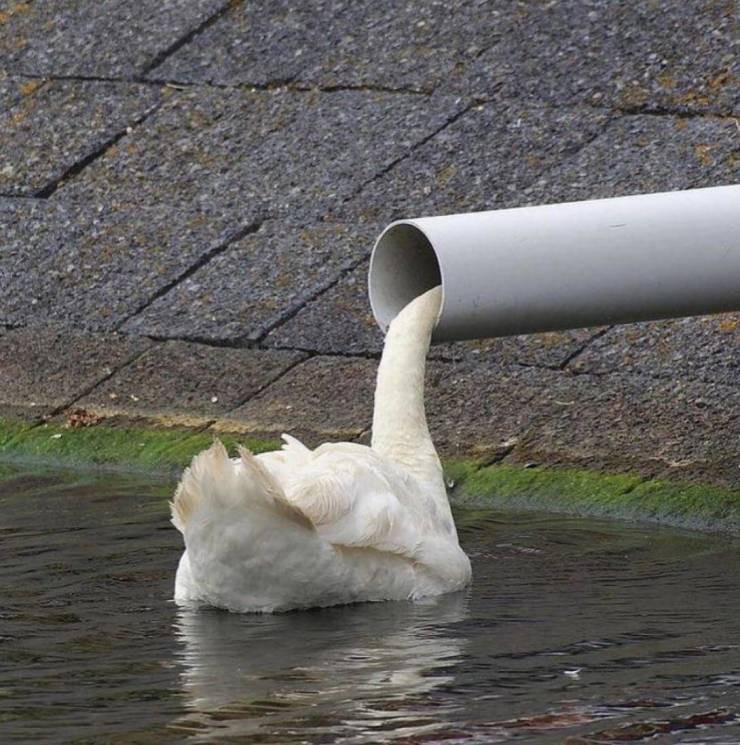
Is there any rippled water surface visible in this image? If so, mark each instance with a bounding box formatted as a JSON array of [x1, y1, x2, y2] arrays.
[[1, 465, 738, 743]]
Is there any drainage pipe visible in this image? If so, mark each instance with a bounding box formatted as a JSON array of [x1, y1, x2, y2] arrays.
[[368, 185, 740, 341]]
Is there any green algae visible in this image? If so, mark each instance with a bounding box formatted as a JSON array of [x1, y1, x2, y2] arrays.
[[453, 462, 740, 535], [0, 417, 280, 476], [0, 417, 738, 534]]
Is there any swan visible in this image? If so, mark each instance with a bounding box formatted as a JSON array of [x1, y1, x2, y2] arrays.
[[171, 286, 471, 612]]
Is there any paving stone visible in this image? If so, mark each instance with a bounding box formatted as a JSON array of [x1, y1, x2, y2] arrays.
[[476, 0, 738, 114], [0, 0, 225, 78], [0, 79, 160, 196], [0, 198, 262, 330], [214, 356, 378, 443], [122, 218, 380, 343], [0, 73, 33, 113], [149, 0, 509, 92], [335, 101, 612, 223], [426, 361, 550, 461], [266, 261, 602, 369], [570, 314, 740, 387], [0, 327, 150, 420], [525, 114, 740, 205], [509, 370, 740, 487], [61, 86, 467, 220], [265, 262, 382, 354], [78, 341, 305, 423]]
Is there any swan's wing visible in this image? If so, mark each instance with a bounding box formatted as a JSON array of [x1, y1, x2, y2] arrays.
[[284, 449, 423, 559]]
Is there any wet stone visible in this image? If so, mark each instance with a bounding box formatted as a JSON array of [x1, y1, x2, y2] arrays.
[[0, 0, 225, 78], [266, 263, 602, 369], [0, 198, 261, 331], [0, 79, 160, 196], [475, 0, 738, 114], [525, 115, 740, 205], [123, 218, 380, 343], [61, 87, 468, 221], [78, 341, 306, 423], [0, 327, 150, 421], [510, 371, 740, 487], [215, 356, 378, 444], [149, 0, 509, 93], [335, 101, 612, 224], [425, 361, 550, 461], [570, 314, 740, 388]]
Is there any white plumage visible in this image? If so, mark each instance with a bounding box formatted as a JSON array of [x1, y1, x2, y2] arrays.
[[171, 286, 471, 612]]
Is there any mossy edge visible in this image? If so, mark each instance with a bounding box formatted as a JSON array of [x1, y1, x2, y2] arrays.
[[454, 462, 740, 535], [0, 417, 738, 534], [0, 417, 280, 477]]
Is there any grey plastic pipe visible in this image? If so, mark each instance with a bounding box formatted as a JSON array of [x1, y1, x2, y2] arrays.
[[368, 185, 740, 342]]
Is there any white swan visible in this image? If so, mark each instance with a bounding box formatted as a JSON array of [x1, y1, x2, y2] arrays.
[[171, 286, 471, 612]]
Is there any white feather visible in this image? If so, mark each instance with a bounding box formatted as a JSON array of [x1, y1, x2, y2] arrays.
[[172, 286, 471, 612]]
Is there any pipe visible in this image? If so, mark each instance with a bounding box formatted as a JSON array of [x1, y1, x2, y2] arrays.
[[368, 185, 740, 342]]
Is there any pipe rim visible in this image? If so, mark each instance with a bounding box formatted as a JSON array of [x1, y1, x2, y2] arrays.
[[368, 220, 444, 332]]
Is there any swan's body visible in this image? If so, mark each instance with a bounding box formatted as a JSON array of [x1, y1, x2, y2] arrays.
[[172, 287, 471, 612]]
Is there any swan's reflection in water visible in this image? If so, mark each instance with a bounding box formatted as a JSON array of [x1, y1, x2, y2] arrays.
[[172, 592, 470, 742]]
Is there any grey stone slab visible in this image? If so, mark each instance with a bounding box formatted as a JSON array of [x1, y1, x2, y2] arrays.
[[62, 86, 467, 220], [524, 114, 740, 205], [476, 0, 738, 114], [79, 341, 305, 423], [0, 73, 33, 113], [425, 361, 549, 462], [0, 198, 261, 330], [0, 0, 225, 77], [266, 261, 602, 369], [511, 370, 740, 487], [0, 79, 160, 196], [0, 326, 150, 420], [123, 218, 379, 343], [570, 314, 740, 387], [215, 355, 378, 444], [265, 262, 382, 354], [149, 0, 509, 92], [335, 101, 612, 223]]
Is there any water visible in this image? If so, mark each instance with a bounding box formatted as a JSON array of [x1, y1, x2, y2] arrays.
[[1, 466, 738, 744]]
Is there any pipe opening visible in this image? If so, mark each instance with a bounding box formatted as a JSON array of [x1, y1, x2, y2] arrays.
[[368, 222, 442, 331]]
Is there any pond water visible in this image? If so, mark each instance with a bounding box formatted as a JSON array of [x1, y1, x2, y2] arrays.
[[1, 466, 738, 744]]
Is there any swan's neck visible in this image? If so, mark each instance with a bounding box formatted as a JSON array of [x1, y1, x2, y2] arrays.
[[371, 287, 443, 485]]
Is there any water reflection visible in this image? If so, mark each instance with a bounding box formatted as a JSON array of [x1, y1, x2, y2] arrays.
[[173, 592, 469, 742]]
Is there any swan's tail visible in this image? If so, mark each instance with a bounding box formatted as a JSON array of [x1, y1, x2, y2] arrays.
[[171, 440, 310, 533]]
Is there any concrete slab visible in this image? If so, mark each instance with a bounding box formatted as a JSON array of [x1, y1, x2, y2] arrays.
[[335, 101, 612, 224], [0, 198, 261, 330], [265, 261, 382, 354], [122, 218, 380, 343], [511, 370, 740, 487], [266, 261, 602, 369], [0, 0, 225, 77], [524, 114, 740, 205], [0, 73, 33, 114], [476, 0, 738, 114], [0, 79, 160, 196], [570, 314, 740, 387], [149, 0, 509, 92], [61, 87, 468, 220], [214, 355, 378, 444], [78, 341, 305, 424], [0, 327, 150, 421]]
